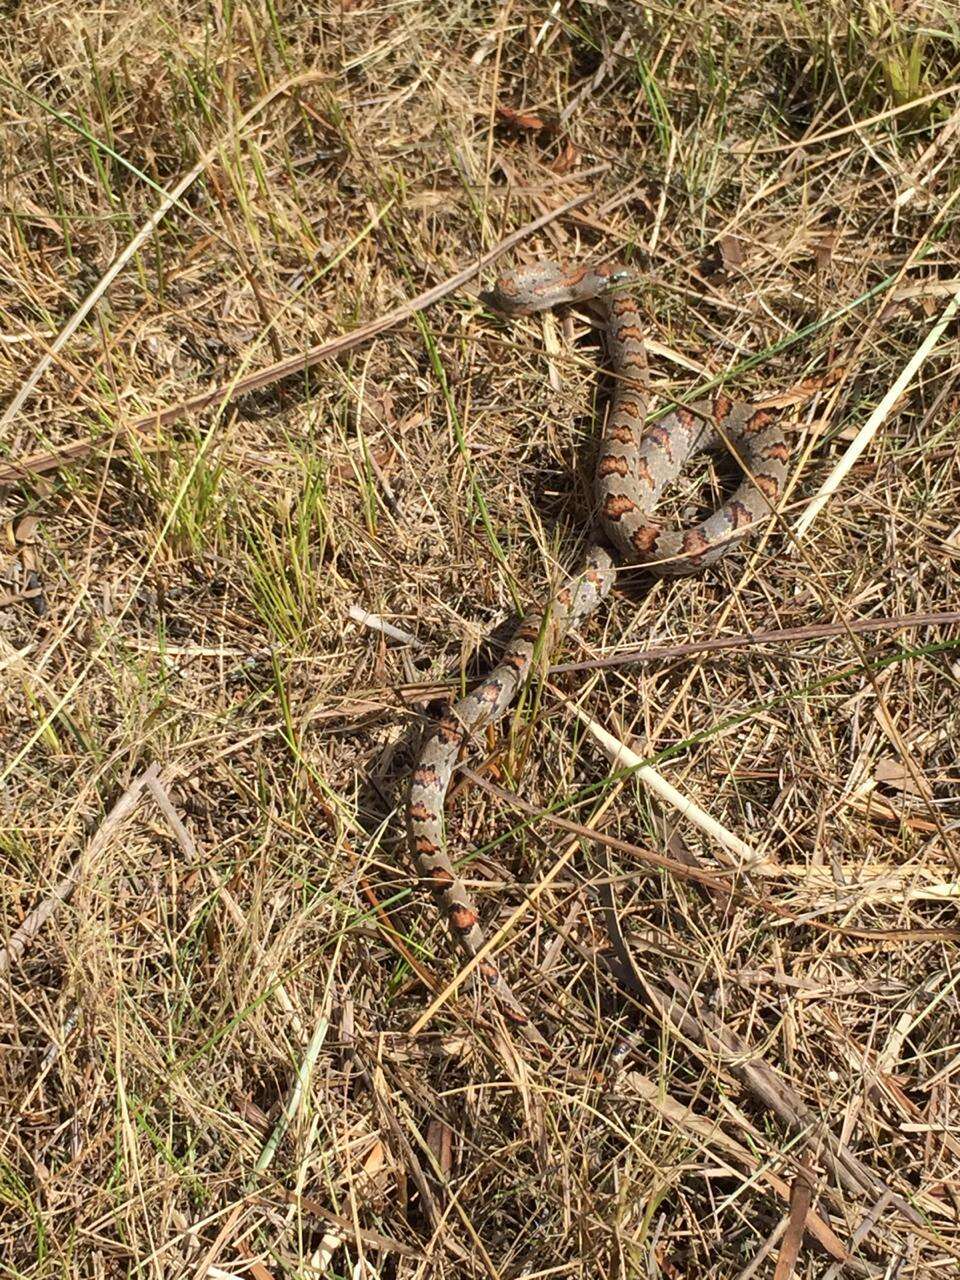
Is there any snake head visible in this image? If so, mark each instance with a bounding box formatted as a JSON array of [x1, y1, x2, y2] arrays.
[[485, 261, 570, 316], [486, 261, 637, 316]]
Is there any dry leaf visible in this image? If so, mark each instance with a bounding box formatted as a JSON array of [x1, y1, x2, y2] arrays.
[[425, 1117, 454, 1175], [551, 138, 580, 173], [496, 104, 549, 132], [719, 234, 745, 269], [13, 516, 39, 544], [812, 232, 838, 271], [874, 756, 930, 799]]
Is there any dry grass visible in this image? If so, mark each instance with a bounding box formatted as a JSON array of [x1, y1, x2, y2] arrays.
[[2, 2, 960, 1276]]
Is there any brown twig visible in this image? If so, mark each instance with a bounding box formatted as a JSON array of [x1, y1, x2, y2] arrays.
[[0, 762, 159, 972], [623, 1069, 870, 1274], [547, 609, 960, 675], [461, 767, 960, 945], [601, 886, 923, 1223], [774, 1156, 816, 1280], [258, 1192, 422, 1259], [0, 188, 597, 486]]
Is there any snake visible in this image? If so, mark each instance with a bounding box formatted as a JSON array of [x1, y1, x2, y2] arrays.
[[406, 259, 789, 1029]]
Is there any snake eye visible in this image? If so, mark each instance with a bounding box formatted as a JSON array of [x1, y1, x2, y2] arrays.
[[603, 269, 635, 290]]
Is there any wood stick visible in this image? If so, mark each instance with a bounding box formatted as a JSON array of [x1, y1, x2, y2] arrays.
[[794, 288, 960, 538], [0, 71, 331, 441], [0, 762, 159, 972], [0, 189, 596, 485], [547, 608, 960, 676], [555, 695, 773, 873]]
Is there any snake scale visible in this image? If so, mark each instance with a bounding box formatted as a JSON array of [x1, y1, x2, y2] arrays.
[[406, 259, 789, 1029]]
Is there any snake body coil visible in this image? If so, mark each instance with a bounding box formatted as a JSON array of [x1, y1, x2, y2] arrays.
[[407, 260, 788, 1023]]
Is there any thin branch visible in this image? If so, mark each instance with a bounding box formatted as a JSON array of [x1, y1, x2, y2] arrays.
[[794, 290, 960, 537], [0, 762, 159, 972], [555, 693, 775, 873], [461, 767, 960, 945], [546, 609, 960, 676], [0, 71, 331, 441], [0, 188, 597, 485]]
